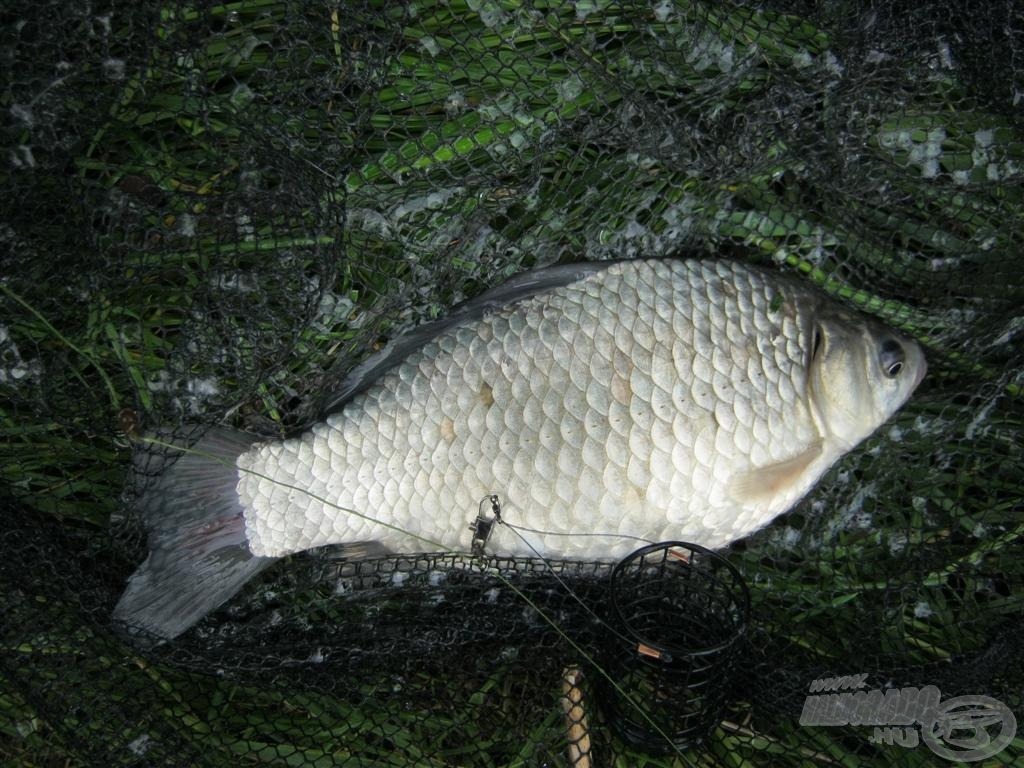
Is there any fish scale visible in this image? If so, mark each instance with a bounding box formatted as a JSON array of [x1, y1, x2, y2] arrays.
[[239, 259, 825, 558]]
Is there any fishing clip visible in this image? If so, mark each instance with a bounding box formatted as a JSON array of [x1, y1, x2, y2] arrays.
[[470, 494, 502, 555]]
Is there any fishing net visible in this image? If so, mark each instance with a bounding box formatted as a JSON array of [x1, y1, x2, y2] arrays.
[[2, 0, 1022, 765]]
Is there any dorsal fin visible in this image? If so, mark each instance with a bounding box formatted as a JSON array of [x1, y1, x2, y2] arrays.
[[319, 261, 618, 414]]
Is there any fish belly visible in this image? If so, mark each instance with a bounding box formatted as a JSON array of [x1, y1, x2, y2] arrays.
[[235, 259, 820, 560]]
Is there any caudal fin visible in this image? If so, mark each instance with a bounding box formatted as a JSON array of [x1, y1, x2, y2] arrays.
[[113, 427, 275, 646]]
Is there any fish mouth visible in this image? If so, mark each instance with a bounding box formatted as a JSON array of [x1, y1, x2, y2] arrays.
[[910, 344, 928, 391]]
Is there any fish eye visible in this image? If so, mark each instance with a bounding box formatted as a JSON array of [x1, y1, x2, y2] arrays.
[[879, 339, 905, 378]]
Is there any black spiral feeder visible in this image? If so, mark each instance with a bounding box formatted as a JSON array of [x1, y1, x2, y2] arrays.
[[598, 541, 751, 752]]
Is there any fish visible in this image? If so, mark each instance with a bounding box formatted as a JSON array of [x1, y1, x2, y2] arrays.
[[113, 257, 926, 643]]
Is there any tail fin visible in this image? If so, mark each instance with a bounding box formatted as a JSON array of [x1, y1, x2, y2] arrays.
[[113, 427, 276, 646]]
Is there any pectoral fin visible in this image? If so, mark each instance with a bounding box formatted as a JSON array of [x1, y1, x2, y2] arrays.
[[729, 440, 824, 506]]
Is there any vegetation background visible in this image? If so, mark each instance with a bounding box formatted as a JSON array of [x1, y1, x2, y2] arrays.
[[2, 1, 1022, 765]]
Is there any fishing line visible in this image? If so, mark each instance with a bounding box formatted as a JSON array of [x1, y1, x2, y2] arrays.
[[496, 515, 645, 651], [503, 520, 655, 546], [134, 433, 689, 758], [473, 494, 657, 648]]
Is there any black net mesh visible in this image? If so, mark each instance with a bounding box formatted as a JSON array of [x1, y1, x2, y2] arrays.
[[2, 1, 1023, 765]]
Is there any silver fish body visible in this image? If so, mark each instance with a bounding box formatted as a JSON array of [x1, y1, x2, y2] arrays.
[[238, 258, 923, 557], [115, 257, 926, 642]]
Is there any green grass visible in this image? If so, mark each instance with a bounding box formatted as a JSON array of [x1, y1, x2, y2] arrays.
[[2, 1, 1023, 766]]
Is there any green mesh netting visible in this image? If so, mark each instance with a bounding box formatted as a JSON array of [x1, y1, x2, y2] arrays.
[[2, 1, 1023, 766]]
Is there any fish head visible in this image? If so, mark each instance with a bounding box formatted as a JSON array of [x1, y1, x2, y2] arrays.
[[806, 308, 927, 449]]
